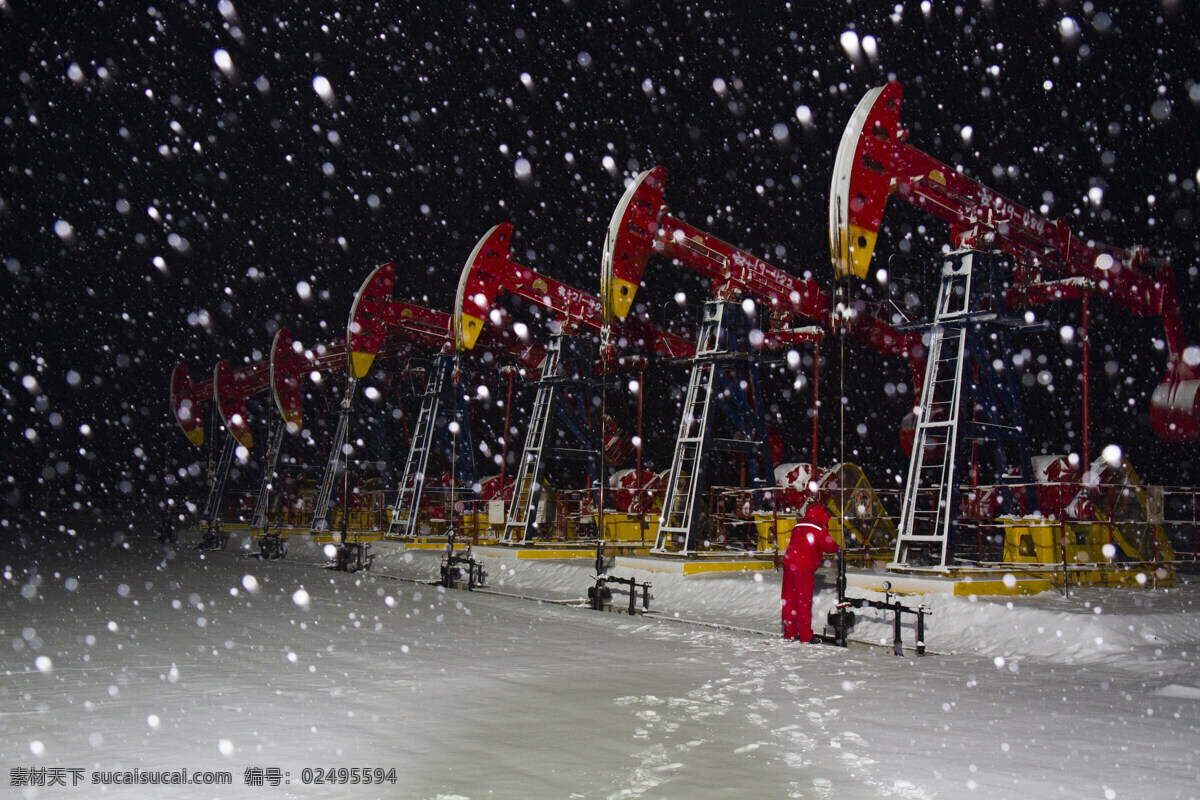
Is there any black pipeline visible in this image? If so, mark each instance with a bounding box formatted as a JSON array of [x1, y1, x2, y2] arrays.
[[440, 534, 486, 590], [827, 546, 930, 656], [588, 542, 652, 615]]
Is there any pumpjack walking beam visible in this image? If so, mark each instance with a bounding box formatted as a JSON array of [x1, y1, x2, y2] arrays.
[[303, 262, 506, 534], [605, 168, 866, 552], [456, 223, 694, 360], [335, 262, 541, 540], [601, 166, 919, 390]]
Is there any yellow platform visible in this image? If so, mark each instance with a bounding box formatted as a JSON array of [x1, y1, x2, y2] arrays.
[[996, 516, 1174, 589], [850, 571, 1056, 597], [474, 545, 598, 560], [615, 555, 777, 576], [599, 513, 659, 544]]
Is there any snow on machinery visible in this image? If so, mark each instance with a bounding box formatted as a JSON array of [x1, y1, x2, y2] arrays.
[[455, 222, 673, 545], [829, 80, 1184, 581], [602, 166, 917, 555]]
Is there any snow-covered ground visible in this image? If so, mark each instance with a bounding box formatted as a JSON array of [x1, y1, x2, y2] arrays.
[[3, 517, 1199, 799]]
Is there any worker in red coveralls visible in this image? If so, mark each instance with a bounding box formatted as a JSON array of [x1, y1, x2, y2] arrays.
[[781, 503, 839, 642]]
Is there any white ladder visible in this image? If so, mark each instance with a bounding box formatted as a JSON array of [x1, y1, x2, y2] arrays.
[[893, 256, 975, 568], [309, 377, 356, 532], [387, 355, 454, 538], [502, 337, 564, 544], [201, 433, 237, 527], [251, 420, 286, 529], [653, 302, 729, 553]]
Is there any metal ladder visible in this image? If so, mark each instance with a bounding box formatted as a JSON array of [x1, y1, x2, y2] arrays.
[[251, 420, 286, 529], [201, 433, 237, 527], [653, 302, 735, 553], [387, 354, 455, 538], [309, 378, 356, 532], [502, 336, 565, 544], [894, 251, 1028, 568]]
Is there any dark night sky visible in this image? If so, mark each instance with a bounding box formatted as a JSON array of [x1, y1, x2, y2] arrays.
[[2, 1, 1198, 516]]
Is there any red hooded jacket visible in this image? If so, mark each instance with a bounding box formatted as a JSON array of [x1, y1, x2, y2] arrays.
[[784, 503, 838, 572]]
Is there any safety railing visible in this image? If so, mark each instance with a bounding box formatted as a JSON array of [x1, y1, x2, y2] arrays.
[[201, 472, 1200, 566]]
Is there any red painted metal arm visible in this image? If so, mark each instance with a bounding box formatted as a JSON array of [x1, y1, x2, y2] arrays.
[[379, 300, 452, 336], [301, 341, 352, 373], [346, 261, 544, 394], [884, 136, 1187, 359], [457, 223, 694, 360], [653, 215, 830, 325], [498, 257, 608, 331], [498, 258, 697, 358], [348, 263, 453, 379], [604, 167, 929, 387], [274, 326, 417, 435], [602, 166, 829, 328]]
